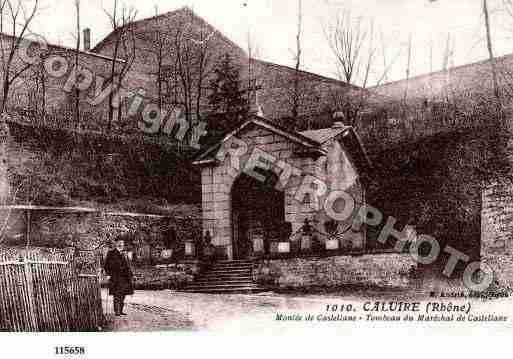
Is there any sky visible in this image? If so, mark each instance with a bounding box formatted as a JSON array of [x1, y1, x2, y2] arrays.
[[22, 0, 513, 86]]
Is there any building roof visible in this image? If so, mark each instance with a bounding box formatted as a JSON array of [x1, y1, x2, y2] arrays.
[[300, 125, 350, 144], [92, 6, 245, 56], [251, 58, 362, 90], [0, 32, 125, 63], [370, 52, 513, 104], [192, 116, 372, 175], [250, 58, 385, 129], [193, 115, 327, 165]]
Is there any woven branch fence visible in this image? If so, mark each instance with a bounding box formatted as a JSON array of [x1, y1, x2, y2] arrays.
[[0, 251, 103, 332]]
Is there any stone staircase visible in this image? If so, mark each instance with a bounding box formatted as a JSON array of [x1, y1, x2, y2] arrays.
[[184, 260, 266, 294]]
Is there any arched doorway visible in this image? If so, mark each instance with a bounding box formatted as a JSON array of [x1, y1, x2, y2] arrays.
[[231, 171, 285, 259]]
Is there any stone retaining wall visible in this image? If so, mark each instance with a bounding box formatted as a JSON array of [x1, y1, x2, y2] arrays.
[[113, 262, 200, 290], [253, 253, 416, 289], [481, 181, 513, 288], [1, 209, 202, 275]]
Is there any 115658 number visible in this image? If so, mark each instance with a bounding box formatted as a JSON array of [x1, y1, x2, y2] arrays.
[[55, 346, 85, 355]]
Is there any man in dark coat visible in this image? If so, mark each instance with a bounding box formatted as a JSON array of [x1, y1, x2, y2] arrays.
[[104, 238, 134, 316], [162, 224, 177, 250]]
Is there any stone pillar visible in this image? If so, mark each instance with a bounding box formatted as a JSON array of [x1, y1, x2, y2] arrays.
[[481, 181, 513, 286], [201, 167, 215, 236], [201, 165, 234, 259]]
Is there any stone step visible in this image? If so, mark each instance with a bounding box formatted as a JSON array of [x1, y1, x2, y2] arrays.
[[197, 275, 253, 282], [187, 282, 256, 290], [183, 260, 260, 294], [193, 278, 254, 285], [209, 265, 253, 271], [209, 264, 254, 270], [183, 285, 265, 294], [205, 274, 253, 279], [212, 262, 254, 267], [206, 268, 251, 274], [196, 271, 252, 279], [207, 268, 252, 273]]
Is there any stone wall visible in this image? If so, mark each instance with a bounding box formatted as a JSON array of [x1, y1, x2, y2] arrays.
[[251, 59, 367, 128], [370, 53, 513, 105], [253, 253, 416, 289], [93, 7, 248, 122], [0, 208, 202, 274], [93, 8, 371, 133], [481, 180, 513, 288], [1, 246, 198, 290], [129, 262, 199, 290], [0, 34, 125, 131]]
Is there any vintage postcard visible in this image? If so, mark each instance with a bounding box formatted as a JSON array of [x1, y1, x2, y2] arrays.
[[0, 0, 511, 356]]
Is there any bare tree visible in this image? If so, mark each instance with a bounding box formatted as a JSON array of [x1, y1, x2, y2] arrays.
[[323, 11, 375, 87], [484, 0, 500, 105], [375, 31, 401, 86], [131, 7, 218, 145], [498, 0, 513, 101], [153, 6, 164, 115], [429, 36, 433, 74], [291, 0, 302, 129], [245, 29, 260, 111], [104, 0, 137, 132], [73, 0, 80, 127], [323, 11, 384, 127], [361, 20, 375, 89], [403, 33, 412, 102], [441, 33, 455, 102], [0, 0, 40, 203], [134, 9, 169, 118], [441, 33, 452, 71], [279, 0, 318, 131], [186, 11, 215, 125], [0, 0, 40, 114], [159, 8, 216, 130]]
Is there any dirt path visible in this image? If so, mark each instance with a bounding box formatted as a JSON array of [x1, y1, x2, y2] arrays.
[[101, 289, 321, 332], [102, 292, 195, 331]]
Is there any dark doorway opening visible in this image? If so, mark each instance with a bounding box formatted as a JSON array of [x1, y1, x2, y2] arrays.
[[231, 171, 285, 260]]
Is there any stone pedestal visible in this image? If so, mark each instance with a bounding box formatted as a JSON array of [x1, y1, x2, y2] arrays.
[[300, 235, 312, 251], [325, 239, 339, 250]]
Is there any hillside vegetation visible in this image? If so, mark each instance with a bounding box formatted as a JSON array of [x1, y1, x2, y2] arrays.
[[7, 121, 201, 214]]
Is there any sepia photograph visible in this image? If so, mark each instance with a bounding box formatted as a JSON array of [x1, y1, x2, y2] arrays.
[[0, 0, 511, 354]]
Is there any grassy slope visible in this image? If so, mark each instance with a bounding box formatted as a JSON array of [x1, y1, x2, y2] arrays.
[[6, 121, 202, 215]]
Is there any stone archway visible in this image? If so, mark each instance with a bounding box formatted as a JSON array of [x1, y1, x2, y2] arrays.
[[231, 171, 285, 260]]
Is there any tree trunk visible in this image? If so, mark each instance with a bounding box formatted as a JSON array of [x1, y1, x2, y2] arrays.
[[483, 0, 500, 105], [108, 36, 121, 133], [0, 113, 10, 204]]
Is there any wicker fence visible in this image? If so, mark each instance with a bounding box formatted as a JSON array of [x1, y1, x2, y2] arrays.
[[0, 251, 103, 332]]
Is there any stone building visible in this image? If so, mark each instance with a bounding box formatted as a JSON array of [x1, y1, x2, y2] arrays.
[[193, 116, 370, 260], [91, 7, 370, 133], [0, 33, 125, 128], [1, 7, 372, 136]]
